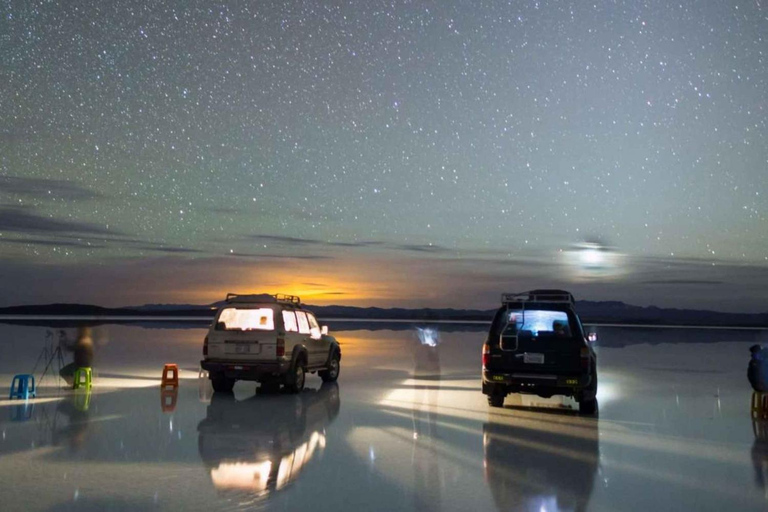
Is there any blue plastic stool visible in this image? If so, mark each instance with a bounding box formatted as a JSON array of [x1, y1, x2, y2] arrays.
[[10, 402, 34, 422], [9, 374, 36, 400]]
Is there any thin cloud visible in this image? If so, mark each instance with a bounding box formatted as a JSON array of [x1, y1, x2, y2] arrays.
[[249, 234, 326, 246], [0, 237, 105, 249], [247, 233, 441, 252], [394, 243, 451, 254], [641, 279, 725, 286], [227, 251, 332, 260], [0, 206, 119, 236], [0, 176, 101, 200], [133, 245, 205, 254]]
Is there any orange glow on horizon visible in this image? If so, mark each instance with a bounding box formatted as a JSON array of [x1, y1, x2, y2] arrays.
[[136, 253, 485, 309], [179, 257, 405, 306]]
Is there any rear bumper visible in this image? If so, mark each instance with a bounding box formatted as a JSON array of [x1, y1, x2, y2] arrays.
[[482, 369, 594, 398], [201, 359, 290, 381]]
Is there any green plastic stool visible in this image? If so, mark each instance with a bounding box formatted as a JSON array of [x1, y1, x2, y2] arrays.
[[74, 388, 92, 411], [73, 367, 93, 390]]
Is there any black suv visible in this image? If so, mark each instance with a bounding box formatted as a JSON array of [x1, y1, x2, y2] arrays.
[[481, 290, 598, 414]]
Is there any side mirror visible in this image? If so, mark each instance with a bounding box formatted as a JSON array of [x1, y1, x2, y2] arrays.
[[588, 332, 597, 343], [321, 326, 329, 336]]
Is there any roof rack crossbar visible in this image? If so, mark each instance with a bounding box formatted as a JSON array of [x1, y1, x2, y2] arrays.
[[225, 293, 301, 305], [501, 289, 575, 305], [273, 294, 301, 305]]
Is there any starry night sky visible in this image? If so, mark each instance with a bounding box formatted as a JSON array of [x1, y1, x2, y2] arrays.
[[1, 1, 766, 311]]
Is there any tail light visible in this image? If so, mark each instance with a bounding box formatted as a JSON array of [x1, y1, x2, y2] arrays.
[[482, 343, 490, 368], [580, 347, 590, 370], [276, 335, 285, 357], [203, 336, 208, 356]]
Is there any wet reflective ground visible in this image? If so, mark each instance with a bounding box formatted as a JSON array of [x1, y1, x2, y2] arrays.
[[1, 323, 767, 511]]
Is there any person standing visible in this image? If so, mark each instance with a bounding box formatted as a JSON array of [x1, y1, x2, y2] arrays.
[[59, 327, 95, 385], [748, 345, 768, 392]]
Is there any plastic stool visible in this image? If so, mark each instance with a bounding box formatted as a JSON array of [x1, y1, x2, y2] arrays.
[[74, 388, 92, 412], [161, 364, 179, 389], [752, 392, 768, 418], [198, 369, 212, 404], [161, 388, 178, 413], [9, 374, 36, 400], [73, 367, 93, 390], [10, 402, 34, 422]]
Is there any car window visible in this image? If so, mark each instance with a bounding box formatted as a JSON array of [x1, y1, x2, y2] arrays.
[[503, 310, 572, 338], [307, 313, 321, 340], [217, 307, 274, 331], [282, 310, 298, 332], [296, 311, 310, 334]]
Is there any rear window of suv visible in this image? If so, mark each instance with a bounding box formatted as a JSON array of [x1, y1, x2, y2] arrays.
[[217, 307, 275, 331], [501, 309, 573, 338]]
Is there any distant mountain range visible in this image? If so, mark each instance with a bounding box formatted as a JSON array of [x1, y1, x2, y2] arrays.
[[0, 301, 766, 328]]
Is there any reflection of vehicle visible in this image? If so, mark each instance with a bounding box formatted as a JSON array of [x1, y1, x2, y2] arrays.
[[483, 419, 599, 512], [482, 290, 598, 413], [201, 294, 341, 393], [197, 383, 340, 502]]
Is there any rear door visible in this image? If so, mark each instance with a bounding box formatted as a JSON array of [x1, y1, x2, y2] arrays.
[[498, 308, 582, 374], [208, 306, 278, 361], [282, 309, 305, 359], [306, 312, 328, 366], [295, 311, 314, 364]]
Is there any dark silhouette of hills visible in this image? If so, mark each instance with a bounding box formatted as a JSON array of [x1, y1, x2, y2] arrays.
[[0, 300, 766, 328]]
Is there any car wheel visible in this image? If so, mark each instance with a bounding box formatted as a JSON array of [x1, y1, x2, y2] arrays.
[[488, 394, 505, 408], [287, 361, 306, 394], [211, 373, 235, 393], [320, 352, 340, 382]]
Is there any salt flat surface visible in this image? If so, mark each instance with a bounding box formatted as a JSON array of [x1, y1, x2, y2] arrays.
[[0, 323, 767, 512]]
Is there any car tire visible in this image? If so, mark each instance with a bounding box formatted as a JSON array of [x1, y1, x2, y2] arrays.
[[319, 352, 340, 382], [579, 397, 598, 415], [286, 360, 306, 394], [488, 394, 505, 408], [211, 373, 235, 393], [579, 370, 598, 414]]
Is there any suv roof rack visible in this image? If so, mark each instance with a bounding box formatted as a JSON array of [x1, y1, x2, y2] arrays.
[[225, 293, 301, 305], [501, 289, 575, 305]]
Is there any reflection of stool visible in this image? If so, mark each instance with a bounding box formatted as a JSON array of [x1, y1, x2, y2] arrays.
[[10, 402, 34, 422], [198, 369, 212, 404], [752, 392, 768, 419], [73, 367, 93, 390], [753, 418, 768, 439], [74, 388, 92, 412], [160, 388, 178, 413], [9, 374, 36, 400], [161, 364, 179, 389]]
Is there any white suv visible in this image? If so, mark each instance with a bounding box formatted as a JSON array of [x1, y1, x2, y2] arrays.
[[201, 294, 341, 394]]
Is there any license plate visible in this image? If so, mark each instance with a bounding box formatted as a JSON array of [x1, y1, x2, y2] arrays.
[[565, 378, 578, 386], [235, 344, 250, 354], [524, 353, 545, 364], [493, 375, 505, 382]]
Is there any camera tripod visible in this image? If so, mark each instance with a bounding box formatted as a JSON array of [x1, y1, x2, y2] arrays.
[[32, 330, 67, 387]]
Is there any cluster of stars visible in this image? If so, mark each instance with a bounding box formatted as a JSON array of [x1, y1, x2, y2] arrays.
[[0, 0, 765, 270]]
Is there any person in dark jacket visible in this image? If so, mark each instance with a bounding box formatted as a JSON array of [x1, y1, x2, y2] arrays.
[[748, 344, 768, 392]]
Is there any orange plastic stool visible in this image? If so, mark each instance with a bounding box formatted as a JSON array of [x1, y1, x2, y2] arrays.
[[160, 388, 178, 413], [161, 364, 179, 389]]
